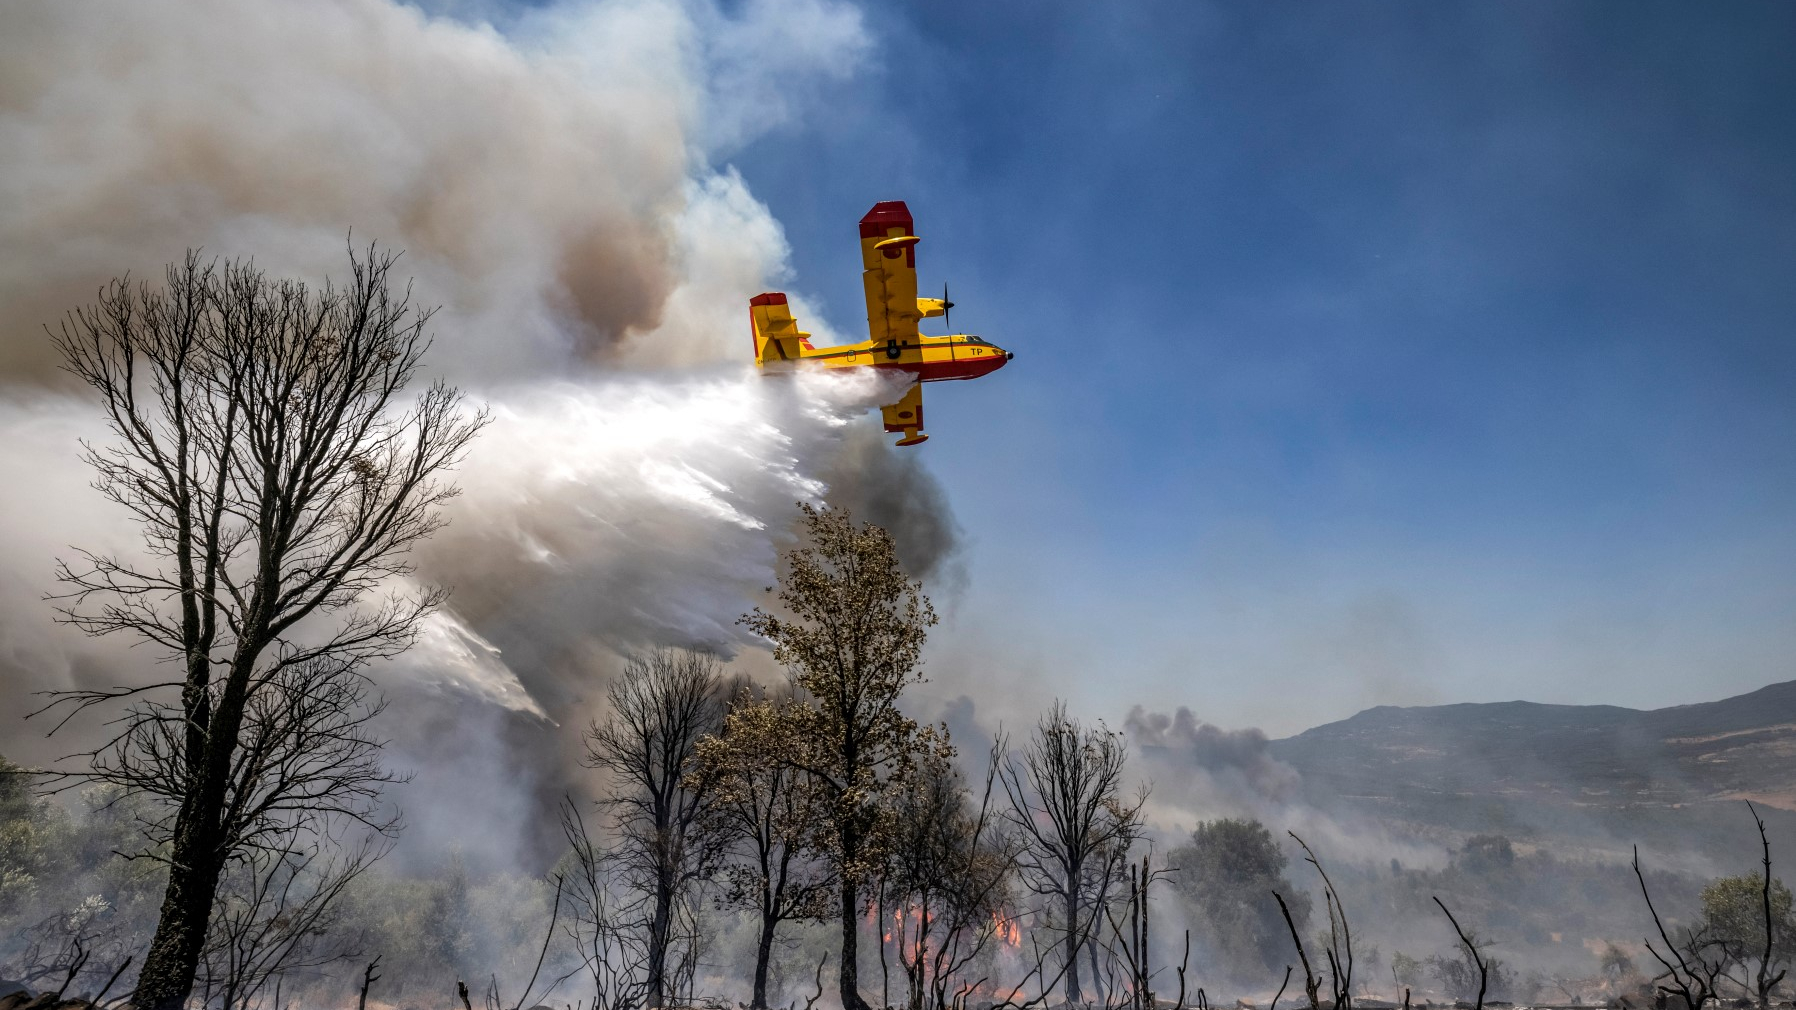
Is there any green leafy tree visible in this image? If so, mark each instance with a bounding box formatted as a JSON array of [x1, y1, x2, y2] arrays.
[[1170, 818, 1308, 979], [1455, 836, 1517, 877], [740, 504, 939, 1010], [0, 757, 66, 923], [1428, 931, 1512, 1002], [1699, 872, 1793, 1005], [1599, 943, 1636, 986], [1392, 951, 1424, 992]]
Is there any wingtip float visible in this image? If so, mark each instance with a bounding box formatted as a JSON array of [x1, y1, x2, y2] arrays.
[[749, 200, 1012, 447]]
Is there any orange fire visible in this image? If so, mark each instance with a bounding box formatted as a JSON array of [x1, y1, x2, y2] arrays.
[[885, 906, 935, 943], [990, 911, 1021, 947], [873, 905, 1022, 948]]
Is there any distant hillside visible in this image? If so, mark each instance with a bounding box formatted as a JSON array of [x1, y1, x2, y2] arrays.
[[1267, 680, 1796, 865]]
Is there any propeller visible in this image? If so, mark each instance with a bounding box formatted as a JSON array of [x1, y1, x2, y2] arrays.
[[942, 281, 955, 333]]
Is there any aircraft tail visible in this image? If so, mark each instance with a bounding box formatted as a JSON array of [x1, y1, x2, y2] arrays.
[[749, 292, 811, 367]]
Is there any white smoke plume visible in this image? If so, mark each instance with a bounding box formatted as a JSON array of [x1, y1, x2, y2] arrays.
[[0, 0, 959, 868]]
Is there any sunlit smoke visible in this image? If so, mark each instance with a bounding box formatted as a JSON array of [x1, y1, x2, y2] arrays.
[[0, 0, 959, 873]]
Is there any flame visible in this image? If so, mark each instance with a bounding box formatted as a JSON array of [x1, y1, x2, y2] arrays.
[[991, 911, 1021, 947], [873, 905, 1022, 950]]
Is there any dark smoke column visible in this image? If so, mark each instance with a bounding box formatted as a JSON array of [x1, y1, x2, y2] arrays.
[[740, 504, 939, 1010], [45, 251, 485, 1010]]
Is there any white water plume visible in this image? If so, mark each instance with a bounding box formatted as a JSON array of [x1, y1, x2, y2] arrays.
[[401, 366, 914, 715]]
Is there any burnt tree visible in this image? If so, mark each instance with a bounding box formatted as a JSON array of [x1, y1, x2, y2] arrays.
[[690, 687, 835, 1010], [584, 647, 729, 1009], [43, 248, 485, 1010], [998, 701, 1145, 1006]]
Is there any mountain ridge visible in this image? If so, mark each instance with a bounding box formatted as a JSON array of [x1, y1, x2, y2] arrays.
[[1263, 677, 1796, 864]]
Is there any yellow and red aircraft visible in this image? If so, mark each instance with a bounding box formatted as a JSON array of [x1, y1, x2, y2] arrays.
[[749, 200, 1012, 446]]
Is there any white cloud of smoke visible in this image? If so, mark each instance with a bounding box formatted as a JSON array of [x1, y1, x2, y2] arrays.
[[0, 0, 952, 869]]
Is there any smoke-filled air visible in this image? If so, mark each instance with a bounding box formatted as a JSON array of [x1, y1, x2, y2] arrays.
[[4, 4, 1796, 1010]]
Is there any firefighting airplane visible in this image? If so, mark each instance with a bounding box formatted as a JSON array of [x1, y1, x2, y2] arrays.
[[749, 200, 1012, 446]]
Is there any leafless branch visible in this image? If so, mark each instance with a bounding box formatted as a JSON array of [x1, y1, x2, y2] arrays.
[[1275, 891, 1321, 1010], [358, 955, 381, 1010], [1292, 832, 1352, 1010], [1748, 802, 1787, 1008], [1432, 896, 1487, 1010]]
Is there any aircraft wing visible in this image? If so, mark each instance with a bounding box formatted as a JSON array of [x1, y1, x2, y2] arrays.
[[880, 381, 927, 446], [860, 201, 923, 346]]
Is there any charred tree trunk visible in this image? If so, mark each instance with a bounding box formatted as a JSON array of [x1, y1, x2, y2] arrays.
[[1090, 937, 1106, 1004], [1748, 803, 1785, 1010], [647, 879, 673, 1007], [753, 905, 779, 1010], [134, 822, 224, 1010], [880, 879, 892, 1010], [840, 867, 869, 1010], [136, 630, 265, 1010], [1065, 886, 1084, 1005], [1141, 857, 1152, 1010]]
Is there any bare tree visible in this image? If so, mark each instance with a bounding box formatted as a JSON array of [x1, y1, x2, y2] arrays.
[[739, 504, 940, 1010], [58, 654, 400, 1007], [882, 744, 1017, 1010], [689, 687, 835, 1010], [82, 654, 400, 865], [560, 798, 648, 1010], [40, 247, 486, 1010], [197, 831, 384, 1010], [997, 700, 1145, 1005], [584, 648, 729, 1009]]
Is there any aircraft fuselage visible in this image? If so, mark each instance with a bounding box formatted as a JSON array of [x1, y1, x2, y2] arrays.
[[759, 331, 1011, 383]]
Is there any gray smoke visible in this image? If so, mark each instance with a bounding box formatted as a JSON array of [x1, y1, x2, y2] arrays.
[[1124, 705, 1443, 871], [1125, 706, 1300, 804], [0, 0, 960, 870]]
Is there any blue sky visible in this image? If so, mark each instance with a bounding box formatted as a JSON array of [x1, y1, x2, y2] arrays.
[[722, 3, 1796, 732]]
